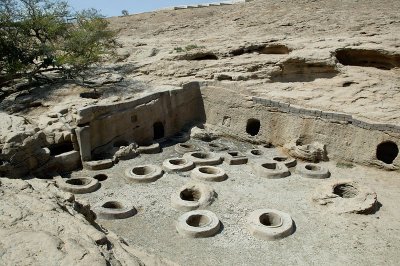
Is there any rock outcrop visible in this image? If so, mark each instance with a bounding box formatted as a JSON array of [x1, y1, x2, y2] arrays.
[[0, 178, 146, 265]]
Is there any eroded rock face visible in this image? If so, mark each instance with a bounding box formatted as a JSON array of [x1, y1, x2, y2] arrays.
[[113, 143, 139, 161], [312, 180, 378, 214], [0, 113, 48, 178], [284, 140, 327, 163], [0, 178, 144, 266]]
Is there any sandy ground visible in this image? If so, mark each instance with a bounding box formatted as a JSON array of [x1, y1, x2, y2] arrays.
[[73, 137, 400, 265]]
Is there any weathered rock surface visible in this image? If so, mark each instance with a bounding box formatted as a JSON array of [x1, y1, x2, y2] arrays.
[[0, 178, 177, 265], [284, 140, 327, 162], [108, 0, 400, 125], [312, 179, 378, 214], [0, 178, 144, 265]]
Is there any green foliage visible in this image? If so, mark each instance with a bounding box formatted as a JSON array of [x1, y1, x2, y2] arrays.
[[174, 47, 184, 53], [0, 0, 118, 85], [185, 44, 205, 51]]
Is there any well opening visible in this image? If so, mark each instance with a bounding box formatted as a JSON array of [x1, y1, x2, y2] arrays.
[[102, 201, 124, 209], [131, 166, 154, 175], [376, 141, 398, 164], [305, 164, 320, 171], [261, 162, 278, 170], [273, 157, 287, 162], [259, 212, 282, 227], [93, 174, 108, 181], [199, 167, 219, 175], [246, 119, 260, 136], [228, 151, 240, 157], [186, 214, 210, 227], [169, 159, 186, 165], [191, 152, 211, 159], [66, 178, 90, 186], [181, 143, 194, 149], [251, 149, 263, 155], [180, 188, 201, 202], [333, 184, 359, 198]]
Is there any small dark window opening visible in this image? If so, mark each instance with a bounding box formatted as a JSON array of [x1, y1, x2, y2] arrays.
[[153, 121, 165, 140], [246, 119, 260, 136], [376, 141, 399, 164], [49, 142, 74, 156]]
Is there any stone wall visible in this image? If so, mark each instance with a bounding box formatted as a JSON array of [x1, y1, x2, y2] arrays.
[[201, 85, 400, 169], [253, 97, 400, 134], [160, 0, 252, 11], [75, 82, 205, 162]]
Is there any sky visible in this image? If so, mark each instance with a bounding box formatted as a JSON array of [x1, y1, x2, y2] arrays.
[[66, 0, 215, 17]]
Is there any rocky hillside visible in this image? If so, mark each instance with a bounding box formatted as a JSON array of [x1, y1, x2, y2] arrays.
[[109, 0, 400, 124]]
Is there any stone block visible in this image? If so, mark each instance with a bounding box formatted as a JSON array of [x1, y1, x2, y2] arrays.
[[76, 126, 91, 161], [224, 151, 248, 165], [83, 159, 114, 170], [55, 151, 81, 172]]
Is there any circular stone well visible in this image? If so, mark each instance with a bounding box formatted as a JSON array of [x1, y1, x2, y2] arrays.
[[175, 142, 201, 154], [249, 149, 264, 156], [176, 210, 221, 238], [272, 156, 297, 167], [94, 200, 137, 220], [191, 166, 227, 182], [57, 177, 100, 194], [333, 183, 359, 198], [296, 163, 330, 179], [313, 180, 378, 214], [125, 164, 163, 183], [247, 209, 294, 240], [163, 157, 195, 172], [171, 183, 215, 211], [207, 142, 229, 152], [253, 161, 290, 179], [183, 151, 222, 166], [93, 173, 108, 181]]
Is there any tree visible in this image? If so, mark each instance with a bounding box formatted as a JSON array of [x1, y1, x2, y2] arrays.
[[0, 0, 118, 86], [121, 10, 129, 16]]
